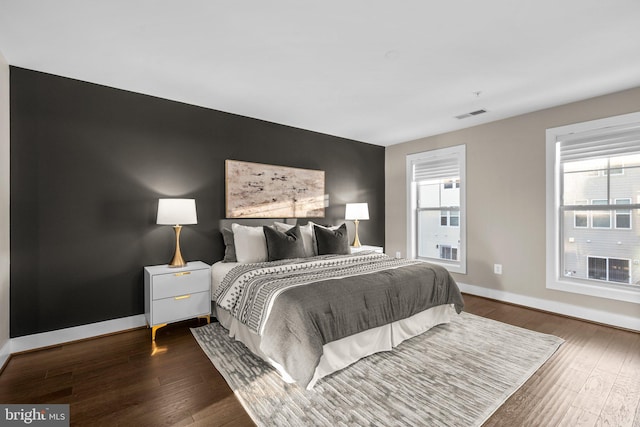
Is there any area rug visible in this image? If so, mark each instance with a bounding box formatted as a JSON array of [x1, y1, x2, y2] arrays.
[[191, 312, 563, 427]]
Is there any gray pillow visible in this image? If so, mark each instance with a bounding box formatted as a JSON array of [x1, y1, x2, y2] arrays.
[[221, 228, 237, 262], [263, 225, 306, 261], [314, 223, 350, 255]]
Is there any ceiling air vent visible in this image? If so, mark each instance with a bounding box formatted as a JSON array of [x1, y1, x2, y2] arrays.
[[455, 109, 488, 120]]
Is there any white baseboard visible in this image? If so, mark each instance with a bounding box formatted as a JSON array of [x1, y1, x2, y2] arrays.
[[0, 339, 10, 371], [10, 314, 147, 354], [458, 282, 640, 332]]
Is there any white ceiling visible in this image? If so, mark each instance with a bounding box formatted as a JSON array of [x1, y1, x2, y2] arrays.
[[1, 1, 639, 146]]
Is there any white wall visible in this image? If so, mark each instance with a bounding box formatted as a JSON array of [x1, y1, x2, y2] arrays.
[[0, 50, 10, 367], [386, 87, 640, 330]]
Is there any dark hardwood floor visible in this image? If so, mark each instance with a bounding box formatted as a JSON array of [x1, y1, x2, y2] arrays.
[[1, 294, 638, 426]]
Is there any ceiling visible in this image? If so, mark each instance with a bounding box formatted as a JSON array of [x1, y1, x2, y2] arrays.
[[1, 1, 639, 146]]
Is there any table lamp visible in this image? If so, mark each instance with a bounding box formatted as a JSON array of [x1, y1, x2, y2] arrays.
[[157, 198, 198, 267], [345, 202, 369, 247]]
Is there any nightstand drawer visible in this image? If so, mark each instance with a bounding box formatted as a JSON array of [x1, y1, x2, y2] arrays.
[[151, 291, 210, 325], [152, 268, 210, 300]]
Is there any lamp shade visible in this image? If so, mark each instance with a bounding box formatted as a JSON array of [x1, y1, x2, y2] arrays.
[[345, 203, 369, 221], [157, 199, 198, 225]]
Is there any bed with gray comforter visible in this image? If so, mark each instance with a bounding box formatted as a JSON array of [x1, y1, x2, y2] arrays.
[[214, 251, 464, 388]]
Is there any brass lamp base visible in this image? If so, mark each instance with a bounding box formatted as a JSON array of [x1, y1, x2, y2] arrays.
[[352, 219, 362, 247], [168, 225, 187, 267]]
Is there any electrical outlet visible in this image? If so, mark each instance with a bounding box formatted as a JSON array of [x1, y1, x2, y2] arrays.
[[494, 264, 502, 275], [395, 251, 401, 259]]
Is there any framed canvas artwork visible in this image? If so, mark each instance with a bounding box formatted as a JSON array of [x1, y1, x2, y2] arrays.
[[225, 160, 325, 218]]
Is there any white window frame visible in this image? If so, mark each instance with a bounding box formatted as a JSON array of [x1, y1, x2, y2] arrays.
[[546, 111, 640, 304], [614, 198, 632, 230], [407, 145, 466, 274]]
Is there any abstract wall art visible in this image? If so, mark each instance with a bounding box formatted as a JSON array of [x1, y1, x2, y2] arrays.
[[225, 160, 326, 218]]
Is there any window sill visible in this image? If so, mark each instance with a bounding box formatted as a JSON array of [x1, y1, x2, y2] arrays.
[[547, 277, 640, 304]]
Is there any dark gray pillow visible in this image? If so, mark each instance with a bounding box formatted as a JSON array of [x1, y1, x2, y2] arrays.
[[221, 228, 237, 262], [263, 225, 306, 261], [314, 223, 350, 255]]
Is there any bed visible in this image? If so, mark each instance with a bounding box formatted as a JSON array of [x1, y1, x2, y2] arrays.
[[211, 220, 464, 390]]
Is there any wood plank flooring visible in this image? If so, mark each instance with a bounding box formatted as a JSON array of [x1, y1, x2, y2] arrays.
[[1, 294, 638, 426]]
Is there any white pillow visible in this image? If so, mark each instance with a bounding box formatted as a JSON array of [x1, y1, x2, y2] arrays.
[[274, 221, 316, 257], [231, 223, 269, 263]]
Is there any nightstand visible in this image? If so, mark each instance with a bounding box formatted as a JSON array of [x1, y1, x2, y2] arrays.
[[144, 261, 211, 341], [350, 245, 384, 254]]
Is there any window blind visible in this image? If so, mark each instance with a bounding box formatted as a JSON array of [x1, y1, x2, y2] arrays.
[[412, 155, 460, 182], [558, 122, 640, 163]]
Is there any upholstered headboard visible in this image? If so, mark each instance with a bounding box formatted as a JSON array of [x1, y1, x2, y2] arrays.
[[219, 218, 297, 230]]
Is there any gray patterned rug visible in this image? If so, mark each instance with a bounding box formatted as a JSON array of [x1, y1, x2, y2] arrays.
[[191, 311, 563, 427]]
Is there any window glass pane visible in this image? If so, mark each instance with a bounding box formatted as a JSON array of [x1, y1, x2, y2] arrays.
[[615, 199, 631, 229], [611, 153, 640, 169], [418, 178, 460, 208], [563, 158, 608, 173], [575, 213, 588, 228], [592, 212, 611, 228], [417, 181, 441, 208], [574, 199, 588, 228], [591, 200, 611, 228], [563, 170, 607, 205], [439, 245, 451, 259], [441, 179, 460, 207], [609, 258, 630, 283], [417, 210, 460, 261], [588, 257, 607, 280], [615, 214, 631, 229], [562, 209, 639, 285], [450, 213, 460, 227], [610, 165, 640, 199]]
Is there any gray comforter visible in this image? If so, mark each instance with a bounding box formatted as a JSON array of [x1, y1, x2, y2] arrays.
[[215, 253, 464, 388]]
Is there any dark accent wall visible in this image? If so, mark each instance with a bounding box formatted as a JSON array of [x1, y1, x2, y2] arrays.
[[10, 67, 385, 338]]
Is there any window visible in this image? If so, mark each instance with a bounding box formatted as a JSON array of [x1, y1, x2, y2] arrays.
[[572, 199, 631, 230], [615, 199, 631, 229], [443, 180, 460, 189], [588, 257, 630, 284], [407, 145, 466, 274], [439, 245, 458, 260], [588, 256, 607, 281], [591, 199, 611, 229], [574, 200, 588, 228], [440, 210, 459, 227], [450, 210, 460, 227], [609, 258, 631, 283], [546, 112, 640, 304]]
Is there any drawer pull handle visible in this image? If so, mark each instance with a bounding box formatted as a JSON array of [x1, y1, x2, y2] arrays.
[[174, 294, 191, 300], [174, 272, 191, 277]]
